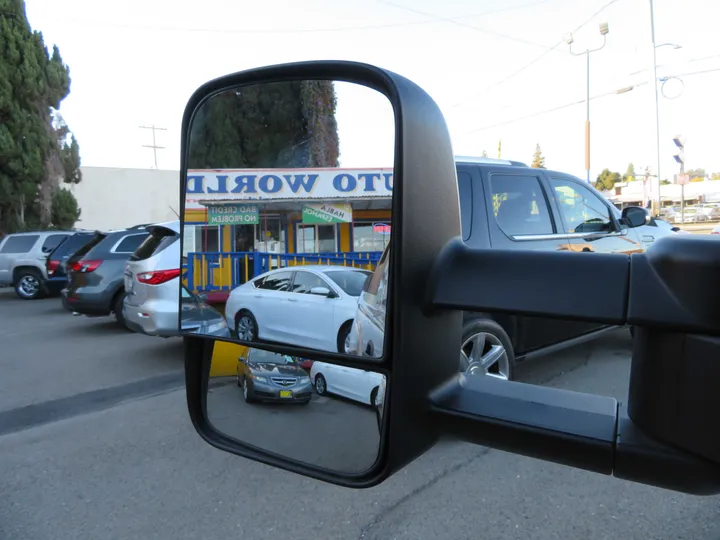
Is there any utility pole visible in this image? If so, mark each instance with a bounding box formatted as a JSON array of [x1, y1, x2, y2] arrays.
[[673, 135, 687, 223], [566, 22, 609, 184], [140, 125, 167, 169]]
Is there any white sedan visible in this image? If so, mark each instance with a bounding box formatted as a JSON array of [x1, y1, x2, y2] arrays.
[[224, 265, 372, 353], [310, 360, 385, 407]]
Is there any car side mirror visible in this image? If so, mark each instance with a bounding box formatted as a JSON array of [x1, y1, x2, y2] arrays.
[[182, 60, 720, 496], [622, 206, 651, 228], [310, 286, 335, 298]]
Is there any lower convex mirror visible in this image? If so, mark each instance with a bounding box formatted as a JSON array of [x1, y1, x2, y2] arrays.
[[206, 343, 387, 474]]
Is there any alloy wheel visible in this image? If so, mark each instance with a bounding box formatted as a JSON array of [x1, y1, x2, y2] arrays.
[[460, 332, 510, 381]]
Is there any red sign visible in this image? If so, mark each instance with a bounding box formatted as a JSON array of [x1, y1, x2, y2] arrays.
[[373, 223, 391, 235], [677, 174, 690, 185]]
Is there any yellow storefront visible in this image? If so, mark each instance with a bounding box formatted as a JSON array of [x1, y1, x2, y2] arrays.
[[182, 168, 392, 298]]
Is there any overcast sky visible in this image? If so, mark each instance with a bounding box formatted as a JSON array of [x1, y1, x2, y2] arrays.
[[25, 0, 720, 181]]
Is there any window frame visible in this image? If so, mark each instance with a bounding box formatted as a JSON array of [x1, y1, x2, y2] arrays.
[[256, 270, 294, 292], [0, 235, 40, 254], [487, 172, 558, 239], [548, 175, 622, 236], [351, 220, 392, 253], [295, 223, 338, 253], [41, 233, 70, 254], [289, 269, 335, 295]]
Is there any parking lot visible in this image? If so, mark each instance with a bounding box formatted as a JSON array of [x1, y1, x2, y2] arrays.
[[1, 290, 719, 540]]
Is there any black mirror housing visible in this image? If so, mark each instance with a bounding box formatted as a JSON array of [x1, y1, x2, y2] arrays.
[[182, 60, 463, 489], [622, 206, 651, 228]]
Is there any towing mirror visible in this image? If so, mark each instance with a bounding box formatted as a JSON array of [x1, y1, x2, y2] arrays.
[[181, 61, 720, 495]]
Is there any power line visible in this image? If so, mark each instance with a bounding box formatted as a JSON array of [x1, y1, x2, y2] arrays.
[[451, 0, 624, 109], [462, 66, 720, 134], [37, 1, 556, 36], [374, 0, 559, 51]]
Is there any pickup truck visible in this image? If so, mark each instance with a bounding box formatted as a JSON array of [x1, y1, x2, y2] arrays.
[[349, 156, 678, 381]]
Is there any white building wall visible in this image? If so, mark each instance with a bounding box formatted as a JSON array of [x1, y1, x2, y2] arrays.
[[63, 166, 180, 231]]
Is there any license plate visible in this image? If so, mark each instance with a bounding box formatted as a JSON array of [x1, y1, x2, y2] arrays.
[[279, 390, 292, 398]]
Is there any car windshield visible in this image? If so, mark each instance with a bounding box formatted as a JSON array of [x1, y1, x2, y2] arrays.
[[324, 270, 372, 297], [249, 350, 296, 365]]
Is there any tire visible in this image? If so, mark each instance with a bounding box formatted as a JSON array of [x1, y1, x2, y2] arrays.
[[235, 310, 258, 342], [314, 373, 327, 396], [337, 322, 352, 353], [460, 317, 515, 381], [370, 386, 379, 407], [113, 291, 130, 330], [242, 378, 256, 403], [14, 269, 44, 300]]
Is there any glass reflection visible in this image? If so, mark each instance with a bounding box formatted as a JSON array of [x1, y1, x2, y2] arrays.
[[206, 343, 386, 473], [181, 79, 394, 360]]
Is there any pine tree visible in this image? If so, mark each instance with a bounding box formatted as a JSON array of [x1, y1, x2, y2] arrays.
[[0, 0, 82, 232], [188, 80, 339, 169], [623, 163, 636, 182], [531, 144, 546, 169]]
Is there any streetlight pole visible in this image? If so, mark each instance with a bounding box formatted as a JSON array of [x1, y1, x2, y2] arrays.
[[567, 23, 609, 184], [649, 0, 662, 216]]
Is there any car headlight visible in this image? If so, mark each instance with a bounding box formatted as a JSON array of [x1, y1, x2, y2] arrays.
[[249, 373, 267, 383], [204, 321, 228, 334]]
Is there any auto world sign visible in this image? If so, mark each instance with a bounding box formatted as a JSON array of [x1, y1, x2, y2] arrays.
[[185, 168, 393, 210]]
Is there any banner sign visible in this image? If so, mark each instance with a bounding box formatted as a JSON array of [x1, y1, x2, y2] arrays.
[[302, 203, 353, 224], [185, 168, 393, 209], [207, 204, 259, 225]]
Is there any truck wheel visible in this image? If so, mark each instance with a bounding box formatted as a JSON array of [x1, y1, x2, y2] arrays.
[[460, 318, 515, 381]]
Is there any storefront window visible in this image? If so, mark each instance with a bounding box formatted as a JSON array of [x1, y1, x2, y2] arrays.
[[353, 222, 391, 252], [254, 216, 284, 253], [297, 224, 336, 253], [234, 225, 255, 252]]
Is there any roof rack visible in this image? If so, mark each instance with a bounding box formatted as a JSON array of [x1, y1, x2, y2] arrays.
[[454, 155, 529, 167]]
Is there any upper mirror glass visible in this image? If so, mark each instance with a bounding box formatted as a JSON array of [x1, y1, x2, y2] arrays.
[[181, 80, 394, 359]]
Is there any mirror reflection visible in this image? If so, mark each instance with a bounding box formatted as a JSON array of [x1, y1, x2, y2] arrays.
[[206, 343, 386, 473], [181, 80, 394, 359]]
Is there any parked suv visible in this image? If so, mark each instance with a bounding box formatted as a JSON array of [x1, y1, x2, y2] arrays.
[[348, 156, 676, 380], [123, 221, 231, 338], [61, 225, 150, 327], [0, 231, 73, 299], [45, 231, 100, 296]]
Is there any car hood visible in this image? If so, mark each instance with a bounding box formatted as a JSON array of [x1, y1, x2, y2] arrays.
[[247, 363, 307, 377]]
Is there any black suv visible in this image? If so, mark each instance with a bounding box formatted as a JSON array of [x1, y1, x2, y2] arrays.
[[353, 157, 668, 380], [61, 225, 151, 328], [45, 231, 101, 296]]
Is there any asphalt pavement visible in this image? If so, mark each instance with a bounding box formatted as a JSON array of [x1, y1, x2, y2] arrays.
[[1, 291, 719, 540]]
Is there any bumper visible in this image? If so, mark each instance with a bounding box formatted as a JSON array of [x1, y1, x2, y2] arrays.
[[123, 300, 181, 337], [44, 277, 67, 296], [61, 289, 111, 315], [249, 381, 313, 402]]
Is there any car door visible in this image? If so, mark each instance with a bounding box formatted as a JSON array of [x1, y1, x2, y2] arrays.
[[285, 270, 339, 351], [546, 175, 645, 254], [251, 270, 294, 342]]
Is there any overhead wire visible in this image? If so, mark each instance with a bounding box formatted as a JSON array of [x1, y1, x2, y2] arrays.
[[450, 0, 625, 109], [461, 66, 720, 134], [30, 0, 557, 36], [374, 0, 559, 51]]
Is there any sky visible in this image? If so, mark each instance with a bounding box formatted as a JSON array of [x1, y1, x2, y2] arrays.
[[24, 0, 720, 182]]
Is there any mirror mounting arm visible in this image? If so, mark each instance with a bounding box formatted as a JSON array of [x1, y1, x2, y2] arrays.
[[428, 375, 720, 495]]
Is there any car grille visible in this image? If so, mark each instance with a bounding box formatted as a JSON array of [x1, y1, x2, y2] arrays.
[[271, 377, 297, 387]]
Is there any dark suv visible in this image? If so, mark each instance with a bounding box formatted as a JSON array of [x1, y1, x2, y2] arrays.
[[61, 226, 151, 328], [45, 231, 101, 296], [350, 156, 675, 381]]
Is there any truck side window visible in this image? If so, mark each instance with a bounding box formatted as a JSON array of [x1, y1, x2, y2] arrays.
[[489, 175, 554, 237], [549, 177, 613, 234]]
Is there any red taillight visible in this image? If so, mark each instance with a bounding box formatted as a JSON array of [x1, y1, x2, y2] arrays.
[[70, 259, 102, 273], [47, 260, 60, 276], [137, 268, 181, 285]]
